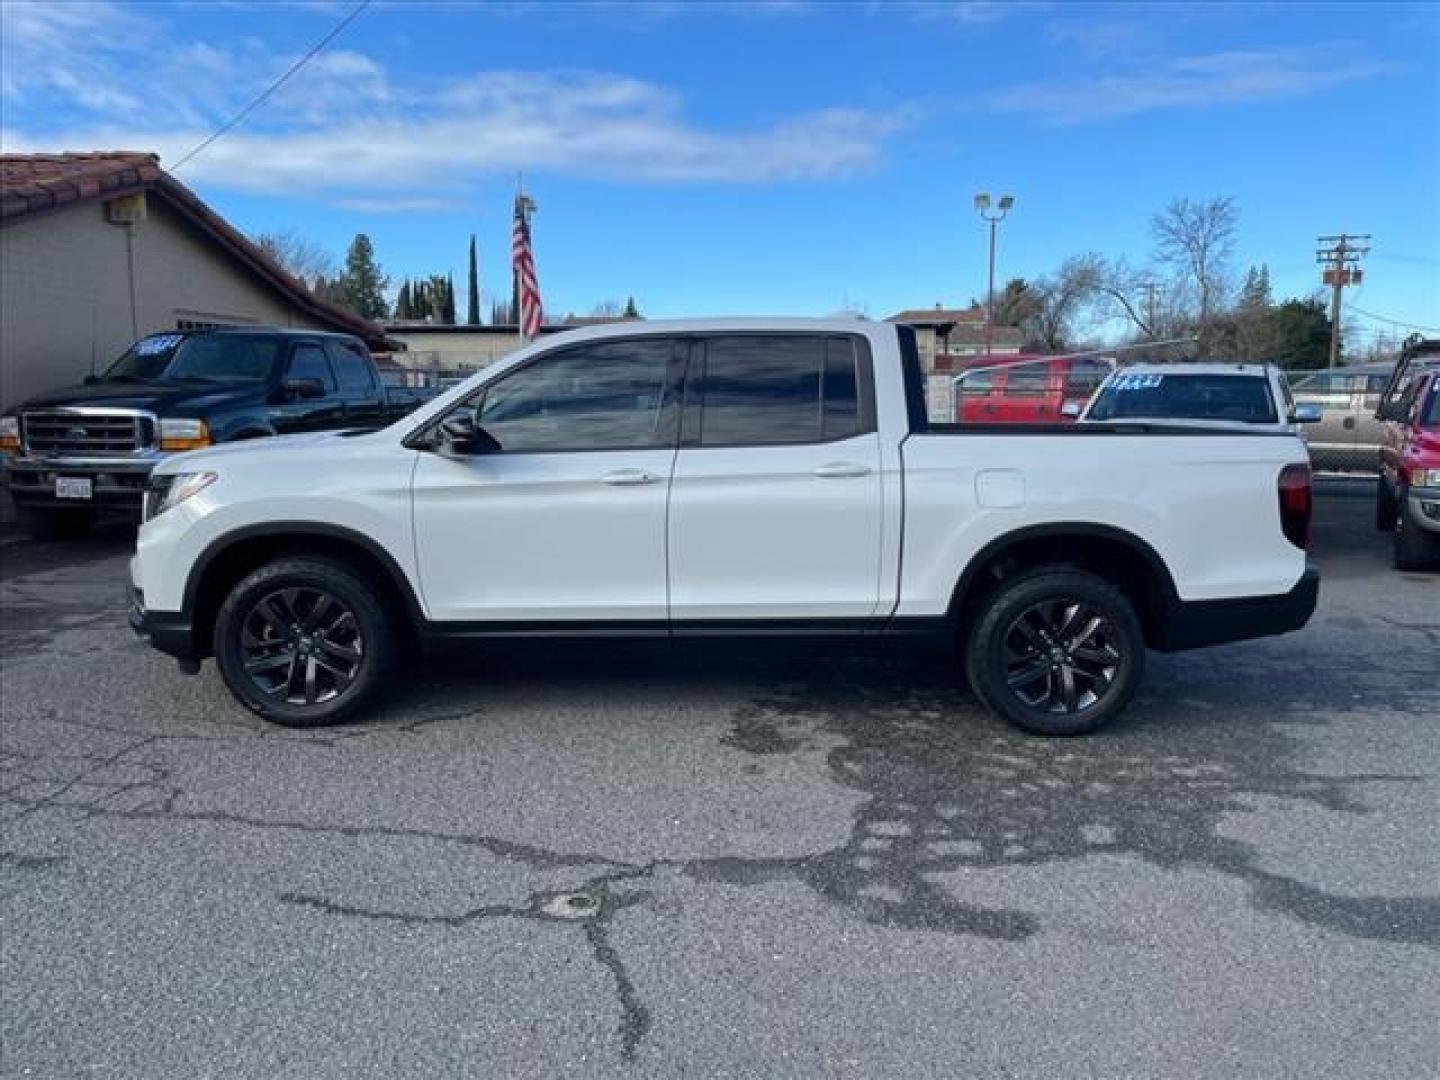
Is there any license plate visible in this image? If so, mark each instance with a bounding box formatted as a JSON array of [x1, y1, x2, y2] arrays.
[[55, 476, 93, 500]]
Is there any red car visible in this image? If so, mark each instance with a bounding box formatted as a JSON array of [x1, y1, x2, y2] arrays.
[[1377, 368, 1440, 569], [950, 354, 1114, 424]]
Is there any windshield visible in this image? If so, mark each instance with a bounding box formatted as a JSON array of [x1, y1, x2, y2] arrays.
[[1087, 372, 1278, 424], [103, 334, 282, 384], [1424, 382, 1440, 427]]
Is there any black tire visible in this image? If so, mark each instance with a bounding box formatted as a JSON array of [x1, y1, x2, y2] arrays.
[[1393, 490, 1440, 571], [1375, 476, 1398, 532], [213, 556, 395, 727], [964, 568, 1145, 736], [18, 507, 95, 540]]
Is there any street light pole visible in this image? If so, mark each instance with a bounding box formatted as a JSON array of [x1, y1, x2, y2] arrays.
[[974, 192, 1015, 358]]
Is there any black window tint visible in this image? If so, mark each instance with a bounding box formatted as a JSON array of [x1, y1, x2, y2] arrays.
[[823, 338, 860, 439], [288, 345, 336, 392], [476, 340, 672, 451], [700, 336, 824, 446], [328, 342, 376, 393]]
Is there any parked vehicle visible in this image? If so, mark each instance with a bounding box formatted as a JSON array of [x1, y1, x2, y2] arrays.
[[0, 328, 435, 537], [1079, 363, 1317, 431], [1375, 369, 1440, 569], [952, 354, 1114, 424], [1289, 361, 1395, 473], [128, 319, 1318, 736]]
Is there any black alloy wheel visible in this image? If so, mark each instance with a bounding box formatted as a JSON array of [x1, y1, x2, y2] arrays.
[[214, 556, 394, 726], [239, 587, 364, 706], [966, 567, 1144, 736], [1001, 599, 1122, 714]]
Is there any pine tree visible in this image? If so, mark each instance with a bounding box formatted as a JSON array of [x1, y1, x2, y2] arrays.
[[336, 234, 389, 320], [1238, 264, 1273, 312], [394, 279, 411, 320], [444, 271, 457, 324], [623, 296, 640, 319], [467, 235, 481, 325]]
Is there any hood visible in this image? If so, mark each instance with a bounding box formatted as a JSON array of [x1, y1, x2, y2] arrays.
[[15, 379, 266, 415], [153, 430, 365, 473], [1410, 427, 1440, 458]]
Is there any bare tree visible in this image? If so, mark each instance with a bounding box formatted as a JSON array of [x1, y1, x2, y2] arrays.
[[253, 229, 336, 289], [589, 299, 624, 318], [1150, 196, 1238, 349], [1025, 255, 1103, 350]]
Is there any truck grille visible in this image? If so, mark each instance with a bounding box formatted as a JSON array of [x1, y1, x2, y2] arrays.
[[21, 411, 152, 456]]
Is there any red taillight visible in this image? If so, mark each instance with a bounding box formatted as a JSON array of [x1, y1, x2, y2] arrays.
[[1278, 463, 1312, 550]]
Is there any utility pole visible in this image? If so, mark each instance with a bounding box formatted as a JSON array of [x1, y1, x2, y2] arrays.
[[1316, 233, 1370, 368]]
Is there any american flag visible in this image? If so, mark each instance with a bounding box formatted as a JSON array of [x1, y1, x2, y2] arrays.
[[511, 193, 542, 340]]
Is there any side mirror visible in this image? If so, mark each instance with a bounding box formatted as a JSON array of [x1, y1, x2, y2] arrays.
[[284, 377, 326, 400], [1375, 400, 1407, 422], [1292, 404, 1322, 424], [1060, 401, 1083, 419], [438, 412, 501, 456]]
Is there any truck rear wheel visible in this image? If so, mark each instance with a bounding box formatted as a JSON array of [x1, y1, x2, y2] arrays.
[[964, 568, 1145, 736], [18, 507, 95, 540], [213, 556, 395, 727]]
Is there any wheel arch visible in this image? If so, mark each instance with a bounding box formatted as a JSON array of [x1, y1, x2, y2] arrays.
[[947, 522, 1180, 648], [183, 522, 425, 658]]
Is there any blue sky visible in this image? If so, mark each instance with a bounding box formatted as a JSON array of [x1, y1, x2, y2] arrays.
[[3, 1, 1436, 342]]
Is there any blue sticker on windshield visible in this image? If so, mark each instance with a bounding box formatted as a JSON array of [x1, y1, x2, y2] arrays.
[[135, 333, 183, 356], [1111, 373, 1164, 391]]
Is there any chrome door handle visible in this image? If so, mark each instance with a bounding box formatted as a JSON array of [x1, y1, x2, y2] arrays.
[[813, 462, 871, 479], [601, 468, 659, 486]]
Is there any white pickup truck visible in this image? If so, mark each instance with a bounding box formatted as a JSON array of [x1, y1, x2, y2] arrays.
[[130, 319, 1319, 735]]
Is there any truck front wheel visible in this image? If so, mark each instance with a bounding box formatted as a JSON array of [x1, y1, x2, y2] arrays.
[[213, 556, 395, 727], [1393, 490, 1440, 570], [18, 507, 95, 540], [964, 568, 1145, 736]]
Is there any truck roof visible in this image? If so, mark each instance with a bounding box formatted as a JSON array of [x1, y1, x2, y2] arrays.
[[148, 327, 364, 342], [1114, 362, 1278, 377]]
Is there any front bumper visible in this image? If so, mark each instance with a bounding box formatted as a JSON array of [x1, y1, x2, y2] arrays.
[[1151, 568, 1320, 652], [128, 591, 198, 667], [3, 456, 157, 516], [1404, 485, 1440, 534]]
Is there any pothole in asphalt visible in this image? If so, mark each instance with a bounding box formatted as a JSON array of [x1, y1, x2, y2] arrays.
[[540, 891, 601, 920]]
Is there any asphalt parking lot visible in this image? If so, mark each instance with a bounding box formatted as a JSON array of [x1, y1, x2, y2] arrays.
[[2, 480, 1436, 1079]]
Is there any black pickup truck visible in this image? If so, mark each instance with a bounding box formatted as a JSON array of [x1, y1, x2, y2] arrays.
[[1, 327, 434, 537]]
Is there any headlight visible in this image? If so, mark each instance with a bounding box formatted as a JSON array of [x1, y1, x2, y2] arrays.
[[0, 415, 18, 455], [158, 418, 212, 452], [1411, 468, 1440, 489], [143, 471, 216, 520]]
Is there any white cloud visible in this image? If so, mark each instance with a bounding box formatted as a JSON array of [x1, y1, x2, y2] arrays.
[[0, 1, 905, 199], [979, 48, 1398, 122]]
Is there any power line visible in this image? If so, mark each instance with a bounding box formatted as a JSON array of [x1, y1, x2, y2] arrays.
[[169, 0, 372, 173], [1345, 304, 1440, 333]]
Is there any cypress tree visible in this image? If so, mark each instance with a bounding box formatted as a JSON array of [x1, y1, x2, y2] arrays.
[[467, 235, 481, 325]]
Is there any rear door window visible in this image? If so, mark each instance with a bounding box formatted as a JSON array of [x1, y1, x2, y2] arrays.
[[288, 345, 337, 394], [692, 335, 871, 447], [327, 341, 378, 394]]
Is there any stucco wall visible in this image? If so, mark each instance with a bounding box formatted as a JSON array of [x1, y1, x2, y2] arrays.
[[0, 195, 327, 410], [386, 329, 529, 373]]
